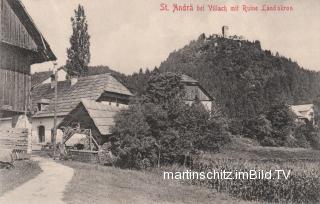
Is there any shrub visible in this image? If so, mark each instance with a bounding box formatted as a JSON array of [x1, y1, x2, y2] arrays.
[[110, 72, 231, 169]]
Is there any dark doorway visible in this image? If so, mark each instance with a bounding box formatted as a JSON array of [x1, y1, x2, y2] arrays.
[[38, 126, 45, 143]]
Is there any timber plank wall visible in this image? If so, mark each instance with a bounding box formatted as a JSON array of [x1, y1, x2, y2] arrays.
[[0, 69, 31, 112], [0, 0, 37, 50]]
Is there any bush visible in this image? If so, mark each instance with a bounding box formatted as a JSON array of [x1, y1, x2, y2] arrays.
[[110, 72, 231, 169], [243, 104, 296, 147], [308, 130, 320, 150]]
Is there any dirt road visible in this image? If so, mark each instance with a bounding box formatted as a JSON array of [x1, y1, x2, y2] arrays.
[[0, 156, 74, 204]]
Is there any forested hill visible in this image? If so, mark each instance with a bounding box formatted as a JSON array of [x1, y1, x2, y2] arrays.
[[158, 33, 320, 119]]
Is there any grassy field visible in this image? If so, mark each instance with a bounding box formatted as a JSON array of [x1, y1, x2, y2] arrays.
[[191, 137, 320, 203], [60, 138, 320, 204], [57, 137, 320, 204], [209, 136, 320, 161], [0, 160, 42, 196], [61, 160, 258, 204]]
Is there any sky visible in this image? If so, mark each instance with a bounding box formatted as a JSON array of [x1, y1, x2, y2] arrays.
[[22, 0, 320, 74]]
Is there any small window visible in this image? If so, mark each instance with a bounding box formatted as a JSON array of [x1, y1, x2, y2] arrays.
[[38, 126, 45, 143], [37, 103, 49, 111], [37, 103, 41, 111]]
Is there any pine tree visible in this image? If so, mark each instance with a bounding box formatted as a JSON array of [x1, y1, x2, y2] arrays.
[[66, 5, 90, 77]]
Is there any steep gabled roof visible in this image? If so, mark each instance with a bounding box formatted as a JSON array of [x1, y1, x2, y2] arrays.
[[32, 73, 132, 118], [81, 99, 121, 135], [181, 74, 199, 84], [180, 74, 214, 101], [6, 0, 56, 63], [58, 99, 122, 135]]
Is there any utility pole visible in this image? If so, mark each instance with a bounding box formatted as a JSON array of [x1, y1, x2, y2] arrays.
[[53, 62, 58, 158]]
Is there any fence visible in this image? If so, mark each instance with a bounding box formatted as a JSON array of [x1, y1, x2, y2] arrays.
[[0, 128, 31, 160], [68, 149, 100, 163]]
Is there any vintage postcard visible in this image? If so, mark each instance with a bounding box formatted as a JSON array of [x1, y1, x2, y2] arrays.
[[1, 0, 320, 203]]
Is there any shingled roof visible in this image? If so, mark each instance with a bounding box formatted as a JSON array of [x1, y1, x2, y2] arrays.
[[181, 74, 199, 84], [180, 74, 214, 101], [81, 99, 120, 135], [32, 73, 132, 118], [31, 66, 113, 87], [58, 99, 121, 135]]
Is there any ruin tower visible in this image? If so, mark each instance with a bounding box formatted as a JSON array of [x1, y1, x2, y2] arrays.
[[222, 26, 229, 38]]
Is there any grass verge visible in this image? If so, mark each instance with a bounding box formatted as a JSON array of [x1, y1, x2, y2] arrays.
[[210, 136, 320, 161], [61, 160, 256, 204], [0, 160, 42, 196]]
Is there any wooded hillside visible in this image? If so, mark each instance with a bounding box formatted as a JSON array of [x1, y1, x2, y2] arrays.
[[158, 34, 320, 120], [94, 34, 320, 124]]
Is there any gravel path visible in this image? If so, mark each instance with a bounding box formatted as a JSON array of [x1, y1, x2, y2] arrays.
[[0, 156, 74, 204]]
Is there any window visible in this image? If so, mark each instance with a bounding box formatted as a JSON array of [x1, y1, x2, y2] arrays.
[[116, 98, 119, 107], [37, 103, 49, 111], [37, 103, 41, 111], [38, 126, 45, 143]]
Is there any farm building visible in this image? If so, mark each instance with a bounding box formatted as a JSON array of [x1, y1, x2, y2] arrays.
[[58, 98, 122, 145], [31, 67, 67, 87], [0, 0, 56, 120], [290, 104, 315, 125], [31, 66, 112, 88], [181, 74, 214, 112], [30, 73, 132, 147], [0, 0, 56, 158]]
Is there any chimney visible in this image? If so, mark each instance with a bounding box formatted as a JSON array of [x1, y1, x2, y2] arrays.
[[222, 26, 229, 38], [70, 76, 78, 86]]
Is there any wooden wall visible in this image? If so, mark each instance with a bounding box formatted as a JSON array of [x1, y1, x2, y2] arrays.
[[0, 0, 37, 51], [0, 68, 31, 113], [0, 43, 32, 74], [0, 0, 38, 115], [184, 85, 211, 101]]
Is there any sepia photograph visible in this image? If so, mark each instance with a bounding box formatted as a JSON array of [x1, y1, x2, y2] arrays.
[[1, 0, 320, 203]]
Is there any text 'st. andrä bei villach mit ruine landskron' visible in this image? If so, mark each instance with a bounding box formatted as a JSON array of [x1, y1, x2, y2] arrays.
[[160, 3, 293, 13]]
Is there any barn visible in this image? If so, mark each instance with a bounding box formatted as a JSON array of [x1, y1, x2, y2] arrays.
[[0, 0, 56, 120], [0, 0, 55, 160]]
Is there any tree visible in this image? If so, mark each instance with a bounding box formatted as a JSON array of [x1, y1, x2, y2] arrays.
[[110, 72, 231, 169], [243, 114, 272, 142], [266, 103, 295, 146], [66, 4, 90, 77]]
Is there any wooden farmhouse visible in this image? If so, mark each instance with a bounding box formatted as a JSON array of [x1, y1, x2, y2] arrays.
[[290, 104, 315, 125], [181, 74, 214, 112], [0, 0, 56, 120]]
